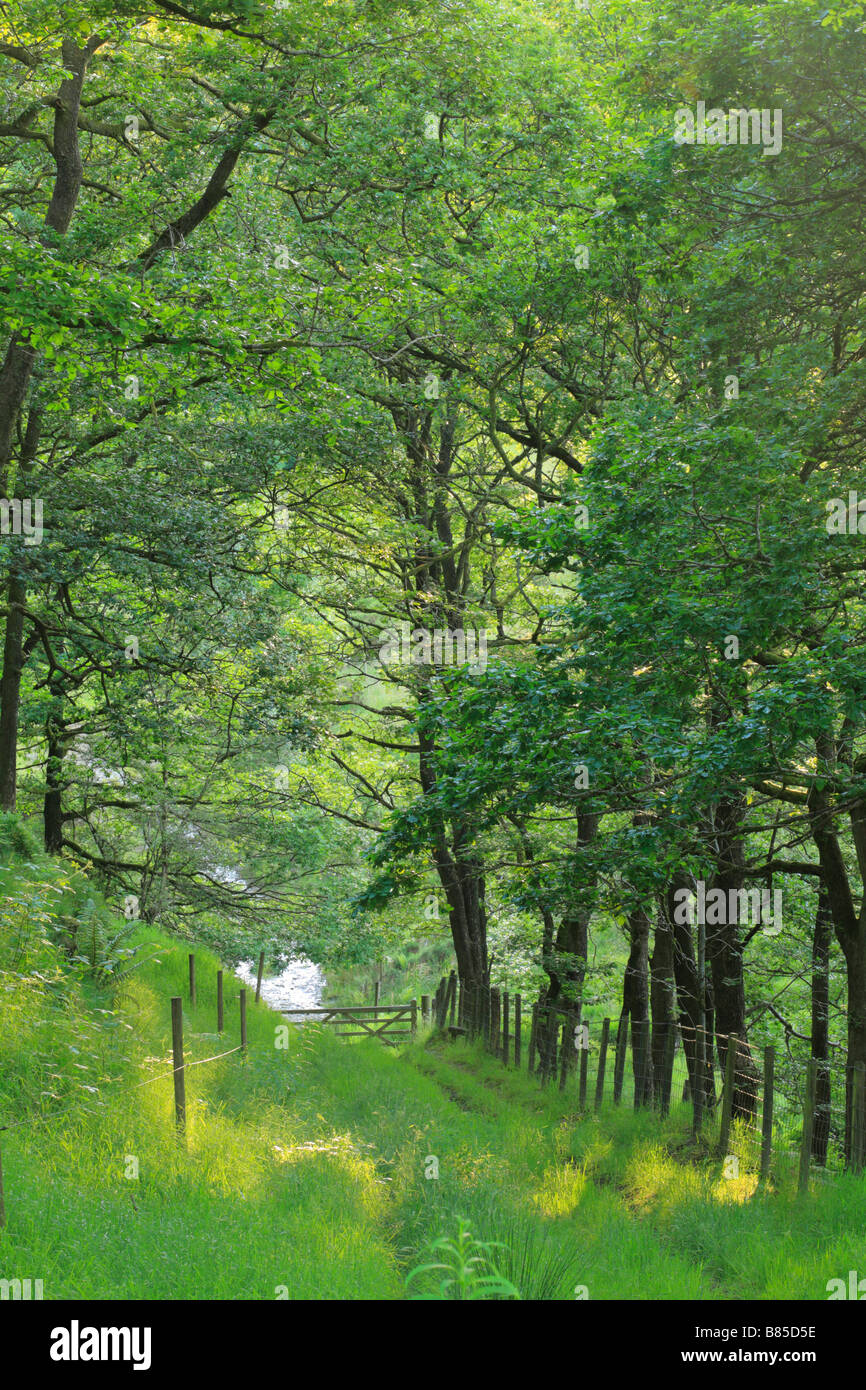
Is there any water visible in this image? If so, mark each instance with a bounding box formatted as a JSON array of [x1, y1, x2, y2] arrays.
[[166, 831, 328, 1014], [235, 955, 325, 1013]]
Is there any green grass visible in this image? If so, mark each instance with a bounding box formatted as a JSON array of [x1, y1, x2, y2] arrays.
[[1, 843, 865, 1299]]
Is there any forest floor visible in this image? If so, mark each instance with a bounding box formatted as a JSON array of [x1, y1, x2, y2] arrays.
[[1, 856, 865, 1299]]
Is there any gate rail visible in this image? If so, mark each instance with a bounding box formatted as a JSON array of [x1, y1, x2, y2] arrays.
[[280, 1002, 417, 1044]]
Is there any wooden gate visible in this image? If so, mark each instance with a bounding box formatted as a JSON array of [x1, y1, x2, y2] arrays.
[[280, 1002, 417, 1044]]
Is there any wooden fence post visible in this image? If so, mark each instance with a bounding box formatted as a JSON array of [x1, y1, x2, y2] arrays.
[[502, 991, 510, 1065], [411, 998, 418, 1038], [239, 987, 248, 1053], [514, 995, 522, 1069], [579, 1025, 589, 1109], [421, 993, 430, 1024], [545, 1008, 560, 1086], [692, 1026, 705, 1138], [255, 951, 265, 1003], [217, 969, 224, 1033], [448, 971, 457, 1027], [760, 1045, 774, 1184], [171, 996, 186, 1134], [798, 1058, 818, 1194], [528, 1002, 539, 1075], [188, 953, 196, 1008], [852, 1061, 865, 1174], [633, 1017, 650, 1110], [594, 1017, 610, 1111], [559, 1011, 574, 1092], [718, 1033, 738, 1156], [458, 981, 464, 1027], [441, 977, 452, 1030], [538, 1003, 550, 1082], [490, 988, 500, 1055], [659, 1021, 676, 1116], [613, 1015, 628, 1104]]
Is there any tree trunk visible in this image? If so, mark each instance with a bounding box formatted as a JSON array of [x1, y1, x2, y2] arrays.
[[44, 676, 67, 854], [708, 795, 760, 1119], [811, 888, 832, 1164], [0, 37, 97, 810], [0, 568, 26, 812], [545, 811, 599, 1014], [808, 770, 866, 1162], [622, 903, 653, 1106], [651, 903, 676, 1104], [669, 876, 701, 1100]]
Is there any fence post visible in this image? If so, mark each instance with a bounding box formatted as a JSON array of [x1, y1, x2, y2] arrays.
[[465, 983, 475, 1038], [613, 1014, 628, 1104], [633, 1017, 650, 1110], [659, 1021, 676, 1116], [490, 988, 500, 1055], [411, 998, 418, 1038], [217, 969, 224, 1033], [852, 1062, 865, 1174], [171, 996, 186, 1135], [528, 1002, 539, 1075], [441, 977, 452, 1030], [718, 1033, 738, 1156], [559, 1011, 574, 1092], [255, 951, 265, 1003], [579, 1025, 589, 1109], [594, 1017, 610, 1111], [240, 988, 248, 1054], [188, 953, 196, 1008], [538, 1004, 551, 1082], [448, 971, 457, 1027], [514, 995, 522, 1069], [545, 1008, 561, 1086], [458, 981, 464, 1027], [798, 1057, 818, 1195], [692, 1026, 704, 1138], [760, 1045, 774, 1185], [502, 991, 510, 1065], [421, 994, 430, 1024]]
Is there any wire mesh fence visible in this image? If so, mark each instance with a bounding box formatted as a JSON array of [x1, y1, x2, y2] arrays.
[[427, 972, 866, 1185]]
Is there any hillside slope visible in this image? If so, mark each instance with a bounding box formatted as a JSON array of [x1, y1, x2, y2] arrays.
[[1, 842, 864, 1300]]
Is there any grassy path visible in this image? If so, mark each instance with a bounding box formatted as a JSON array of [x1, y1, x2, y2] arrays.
[[2, 915, 865, 1299]]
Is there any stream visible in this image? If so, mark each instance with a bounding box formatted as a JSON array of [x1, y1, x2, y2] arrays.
[[235, 955, 325, 1012]]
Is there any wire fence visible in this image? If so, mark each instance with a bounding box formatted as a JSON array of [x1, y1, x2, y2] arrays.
[[427, 972, 866, 1186]]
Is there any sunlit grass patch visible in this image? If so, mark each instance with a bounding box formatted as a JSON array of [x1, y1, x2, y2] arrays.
[[531, 1159, 588, 1217]]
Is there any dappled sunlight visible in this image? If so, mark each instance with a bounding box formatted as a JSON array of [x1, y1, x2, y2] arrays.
[[710, 1169, 759, 1204], [531, 1161, 588, 1218]]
